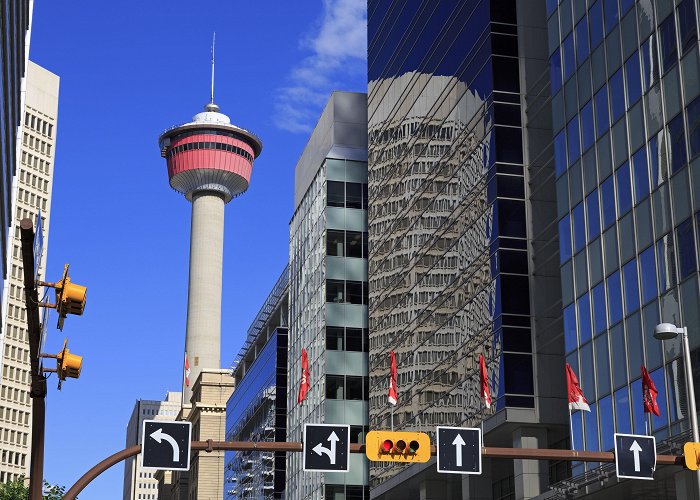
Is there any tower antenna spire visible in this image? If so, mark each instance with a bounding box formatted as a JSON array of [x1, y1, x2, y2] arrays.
[[210, 32, 216, 104]]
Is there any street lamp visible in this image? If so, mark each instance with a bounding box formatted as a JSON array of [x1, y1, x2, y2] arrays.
[[654, 323, 700, 490]]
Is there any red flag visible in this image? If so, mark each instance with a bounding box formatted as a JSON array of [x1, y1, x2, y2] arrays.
[[297, 348, 310, 404], [642, 365, 660, 416], [388, 351, 398, 405], [479, 354, 492, 409], [184, 352, 190, 388], [566, 363, 590, 412]]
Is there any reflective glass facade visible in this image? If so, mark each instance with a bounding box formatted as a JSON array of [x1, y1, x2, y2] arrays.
[[368, 1, 562, 497], [549, 0, 700, 484]]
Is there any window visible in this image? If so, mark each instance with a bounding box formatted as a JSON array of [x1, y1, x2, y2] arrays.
[[586, 191, 601, 242], [640, 37, 659, 92], [607, 271, 623, 325], [639, 246, 657, 304], [572, 203, 585, 253], [346, 182, 363, 209], [327, 230, 344, 256], [578, 293, 592, 343], [575, 16, 590, 65], [550, 48, 562, 94], [603, 0, 618, 34], [327, 181, 345, 207], [592, 282, 607, 334], [346, 231, 364, 258], [554, 130, 567, 176], [659, 14, 678, 74], [325, 280, 367, 305], [622, 259, 640, 314], [688, 96, 700, 159], [567, 116, 581, 165], [609, 70, 625, 122], [563, 33, 575, 81], [581, 100, 595, 151], [594, 85, 610, 138], [625, 52, 641, 106], [559, 214, 572, 263], [601, 176, 615, 229], [677, 0, 697, 54], [615, 162, 632, 216], [676, 218, 696, 279], [632, 147, 649, 203], [668, 113, 687, 174], [589, 1, 604, 49]]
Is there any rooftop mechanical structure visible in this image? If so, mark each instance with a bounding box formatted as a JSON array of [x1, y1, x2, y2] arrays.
[[159, 102, 262, 404]]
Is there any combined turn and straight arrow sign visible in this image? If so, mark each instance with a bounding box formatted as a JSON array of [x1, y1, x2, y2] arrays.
[[312, 431, 339, 465]]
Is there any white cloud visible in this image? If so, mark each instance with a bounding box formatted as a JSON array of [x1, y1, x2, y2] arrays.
[[274, 0, 367, 133]]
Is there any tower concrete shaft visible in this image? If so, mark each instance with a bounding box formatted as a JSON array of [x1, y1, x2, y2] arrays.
[[184, 192, 225, 404]]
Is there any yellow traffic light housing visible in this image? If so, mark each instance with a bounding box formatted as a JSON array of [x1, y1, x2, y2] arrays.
[[38, 264, 87, 330], [684, 442, 700, 470], [365, 431, 431, 463], [42, 339, 82, 390]]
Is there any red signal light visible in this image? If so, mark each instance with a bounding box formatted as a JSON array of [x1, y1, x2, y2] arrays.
[[381, 440, 393, 453]]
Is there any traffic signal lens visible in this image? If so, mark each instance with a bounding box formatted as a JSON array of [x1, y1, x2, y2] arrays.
[[409, 440, 419, 453], [395, 440, 406, 453], [381, 440, 393, 453]]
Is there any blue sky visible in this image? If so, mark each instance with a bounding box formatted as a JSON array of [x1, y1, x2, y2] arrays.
[[29, 0, 366, 496]]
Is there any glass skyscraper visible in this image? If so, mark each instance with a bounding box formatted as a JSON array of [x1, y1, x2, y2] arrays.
[[368, 1, 565, 498], [549, 0, 700, 495]]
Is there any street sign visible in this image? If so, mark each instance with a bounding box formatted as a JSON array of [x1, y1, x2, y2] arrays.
[[614, 433, 656, 480], [303, 423, 350, 472], [142, 420, 192, 471], [436, 426, 482, 474]]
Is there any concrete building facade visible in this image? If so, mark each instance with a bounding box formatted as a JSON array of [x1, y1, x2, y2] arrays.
[[123, 392, 182, 500], [0, 60, 58, 482], [286, 91, 370, 500]]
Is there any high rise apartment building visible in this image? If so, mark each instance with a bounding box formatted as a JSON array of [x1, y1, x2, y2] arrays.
[[225, 266, 289, 499], [0, 61, 58, 482], [548, 0, 700, 496], [367, 1, 564, 498], [286, 91, 370, 500], [123, 392, 182, 500]]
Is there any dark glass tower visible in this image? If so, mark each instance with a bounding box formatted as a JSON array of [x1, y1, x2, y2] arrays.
[[368, 1, 564, 497], [549, 0, 700, 496]]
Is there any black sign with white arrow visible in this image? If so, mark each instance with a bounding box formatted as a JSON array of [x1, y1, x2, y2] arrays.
[[303, 423, 350, 472], [437, 426, 482, 475], [142, 420, 192, 471], [614, 433, 656, 480]]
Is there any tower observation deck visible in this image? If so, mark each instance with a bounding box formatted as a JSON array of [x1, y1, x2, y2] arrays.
[[159, 103, 262, 404]]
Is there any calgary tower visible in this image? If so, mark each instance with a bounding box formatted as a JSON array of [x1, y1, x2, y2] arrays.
[[158, 52, 262, 403]]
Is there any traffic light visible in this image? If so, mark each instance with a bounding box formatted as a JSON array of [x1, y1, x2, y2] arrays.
[[38, 264, 87, 330], [684, 442, 700, 470], [43, 339, 82, 389], [365, 431, 431, 463]]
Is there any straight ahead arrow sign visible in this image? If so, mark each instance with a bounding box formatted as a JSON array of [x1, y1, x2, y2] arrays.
[[630, 440, 642, 472], [453, 433, 466, 467]]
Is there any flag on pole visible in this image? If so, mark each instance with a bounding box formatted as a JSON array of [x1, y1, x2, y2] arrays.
[[388, 351, 398, 405], [566, 363, 590, 412], [479, 353, 492, 409], [642, 365, 661, 416], [297, 348, 310, 404], [184, 352, 191, 388]]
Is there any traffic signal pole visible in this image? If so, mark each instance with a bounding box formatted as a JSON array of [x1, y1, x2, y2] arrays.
[[19, 218, 46, 500], [63, 440, 685, 499]]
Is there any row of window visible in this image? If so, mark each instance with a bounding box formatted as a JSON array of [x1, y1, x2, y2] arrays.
[[0, 406, 29, 427], [326, 327, 369, 353], [327, 181, 368, 210], [0, 386, 29, 405], [19, 170, 49, 193], [326, 230, 368, 259], [17, 187, 48, 213], [326, 279, 368, 305], [1, 428, 27, 446], [21, 151, 51, 175], [22, 132, 52, 157], [24, 111, 53, 138], [0, 450, 25, 467], [2, 365, 28, 384], [166, 140, 253, 162], [325, 375, 370, 401]]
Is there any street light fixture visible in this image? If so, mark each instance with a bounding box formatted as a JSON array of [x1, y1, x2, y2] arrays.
[[654, 323, 700, 490]]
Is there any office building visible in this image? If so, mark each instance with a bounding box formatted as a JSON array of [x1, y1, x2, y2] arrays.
[[0, 61, 58, 482], [548, 0, 700, 496], [368, 1, 564, 498], [123, 392, 182, 500], [286, 91, 370, 500], [224, 266, 289, 499]]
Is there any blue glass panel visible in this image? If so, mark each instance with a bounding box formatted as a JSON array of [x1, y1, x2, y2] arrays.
[[676, 218, 697, 278], [659, 14, 678, 74], [567, 116, 581, 165], [563, 33, 576, 81], [608, 271, 623, 325], [578, 293, 593, 343], [625, 52, 642, 106], [564, 303, 578, 352], [589, 1, 604, 49], [622, 259, 640, 314], [576, 16, 590, 65], [573, 203, 585, 253], [616, 162, 632, 216], [614, 386, 631, 433], [585, 402, 600, 451], [586, 191, 601, 241], [668, 113, 687, 174], [640, 38, 658, 93], [581, 100, 595, 151], [601, 176, 616, 229], [594, 85, 610, 138], [572, 409, 584, 450], [620, 0, 634, 15], [559, 214, 572, 262], [678, 0, 698, 54], [649, 136, 661, 188], [632, 147, 649, 203], [631, 378, 647, 435], [546, 0, 558, 17], [609, 70, 625, 122], [550, 48, 563, 95], [555, 130, 567, 176], [664, 367, 677, 424], [639, 246, 658, 304], [611, 323, 628, 387], [657, 237, 676, 293], [652, 368, 669, 430], [688, 96, 700, 159], [603, 0, 618, 34], [599, 395, 614, 450], [592, 282, 607, 334]]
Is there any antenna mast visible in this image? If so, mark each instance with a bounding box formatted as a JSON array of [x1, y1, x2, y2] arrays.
[[210, 32, 216, 104]]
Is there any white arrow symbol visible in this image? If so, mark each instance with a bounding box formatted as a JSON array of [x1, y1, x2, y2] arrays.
[[312, 431, 340, 465], [629, 440, 642, 472], [150, 428, 180, 462], [453, 433, 466, 467]]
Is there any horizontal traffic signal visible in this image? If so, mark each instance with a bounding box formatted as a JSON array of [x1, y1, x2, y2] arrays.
[[365, 431, 430, 463]]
